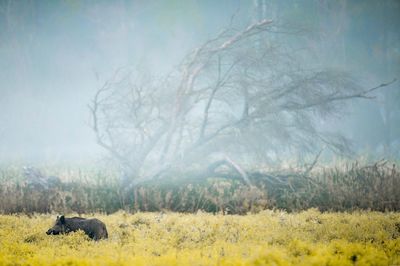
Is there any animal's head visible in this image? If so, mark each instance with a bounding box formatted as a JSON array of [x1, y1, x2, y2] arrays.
[[46, 215, 68, 235]]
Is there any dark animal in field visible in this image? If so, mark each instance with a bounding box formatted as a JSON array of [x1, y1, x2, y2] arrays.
[[46, 215, 108, 240]]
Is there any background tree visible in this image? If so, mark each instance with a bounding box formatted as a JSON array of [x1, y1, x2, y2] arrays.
[[90, 18, 395, 186]]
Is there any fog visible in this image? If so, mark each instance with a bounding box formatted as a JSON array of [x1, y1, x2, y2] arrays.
[[1, 0, 399, 165]]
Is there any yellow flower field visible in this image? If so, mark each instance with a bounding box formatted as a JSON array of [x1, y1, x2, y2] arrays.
[[0, 209, 399, 266]]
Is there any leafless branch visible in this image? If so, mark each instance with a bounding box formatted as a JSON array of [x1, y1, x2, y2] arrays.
[[89, 19, 393, 186]]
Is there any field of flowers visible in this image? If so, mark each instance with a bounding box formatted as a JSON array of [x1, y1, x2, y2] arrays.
[[0, 209, 399, 266]]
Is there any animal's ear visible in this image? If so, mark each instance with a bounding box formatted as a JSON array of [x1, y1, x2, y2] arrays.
[[60, 215, 65, 224]]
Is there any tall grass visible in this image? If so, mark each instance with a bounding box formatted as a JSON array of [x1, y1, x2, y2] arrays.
[[0, 161, 398, 214]]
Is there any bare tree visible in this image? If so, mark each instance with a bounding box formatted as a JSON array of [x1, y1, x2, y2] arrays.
[[89, 69, 171, 183], [89, 19, 396, 186]]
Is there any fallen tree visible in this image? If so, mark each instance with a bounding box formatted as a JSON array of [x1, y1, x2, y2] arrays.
[[89, 19, 396, 187]]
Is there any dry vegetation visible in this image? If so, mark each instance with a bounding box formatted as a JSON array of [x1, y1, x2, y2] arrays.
[[0, 161, 399, 265], [0, 161, 399, 214]]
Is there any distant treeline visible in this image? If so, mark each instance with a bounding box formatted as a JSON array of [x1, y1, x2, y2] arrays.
[[0, 161, 399, 214]]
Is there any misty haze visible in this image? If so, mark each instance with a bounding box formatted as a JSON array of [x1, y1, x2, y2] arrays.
[[0, 1, 399, 265]]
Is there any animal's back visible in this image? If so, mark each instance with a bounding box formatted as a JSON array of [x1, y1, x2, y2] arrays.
[[66, 217, 108, 240], [86, 218, 108, 240]]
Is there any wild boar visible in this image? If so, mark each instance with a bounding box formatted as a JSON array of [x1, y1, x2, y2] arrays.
[[46, 215, 108, 240]]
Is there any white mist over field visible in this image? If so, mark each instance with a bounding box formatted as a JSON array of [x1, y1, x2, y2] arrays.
[[0, 0, 399, 164]]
